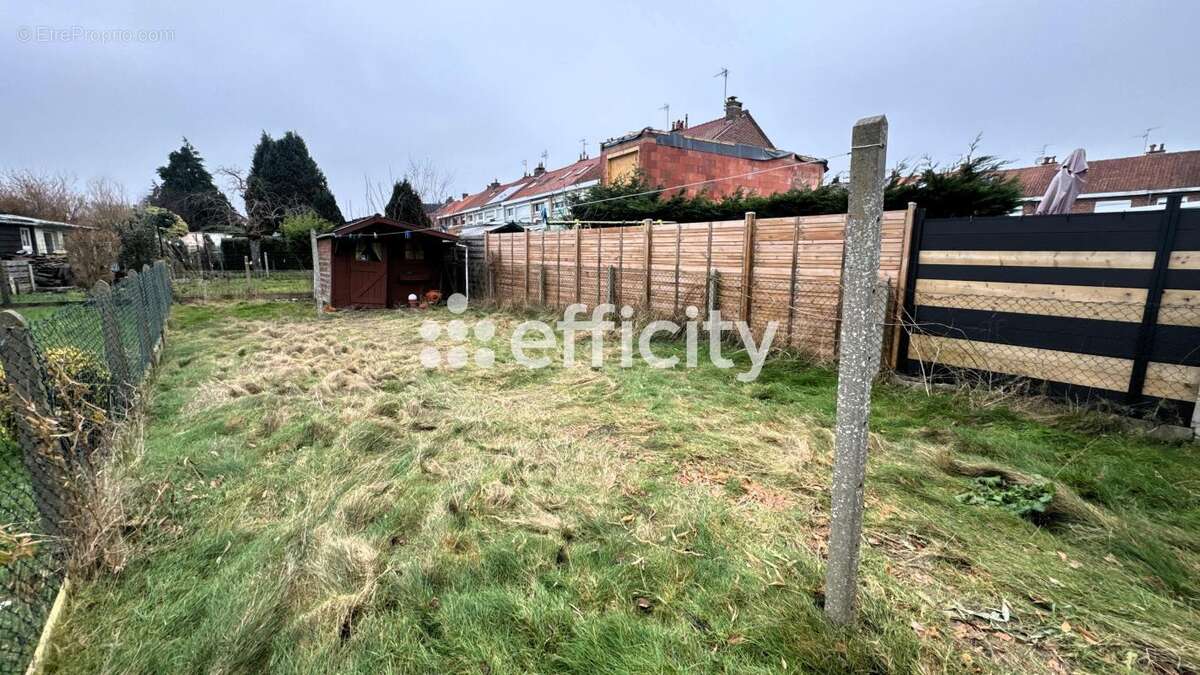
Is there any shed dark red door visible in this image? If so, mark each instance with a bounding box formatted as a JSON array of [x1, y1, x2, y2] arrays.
[[349, 241, 388, 307]]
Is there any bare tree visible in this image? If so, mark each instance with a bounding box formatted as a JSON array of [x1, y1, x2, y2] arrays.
[[0, 169, 88, 222], [82, 178, 134, 230], [214, 166, 281, 263], [403, 157, 454, 204]]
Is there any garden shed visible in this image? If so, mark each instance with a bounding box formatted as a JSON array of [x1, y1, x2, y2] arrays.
[[315, 214, 460, 309]]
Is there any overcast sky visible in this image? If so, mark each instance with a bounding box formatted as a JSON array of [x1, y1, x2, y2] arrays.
[[2, 1, 1195, 219]]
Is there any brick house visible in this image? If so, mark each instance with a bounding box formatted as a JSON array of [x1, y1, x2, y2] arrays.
[[599, 96, 825, 199], [1000, 146, 1200, 215], [434, 95, 824, 230]]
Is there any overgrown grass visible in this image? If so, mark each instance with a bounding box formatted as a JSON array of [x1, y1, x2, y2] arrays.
[[45, 301, 1200, 673]]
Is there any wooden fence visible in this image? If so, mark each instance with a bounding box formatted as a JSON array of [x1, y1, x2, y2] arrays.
[[898, 197, 1200, 424], [486, 208, 915, 361]]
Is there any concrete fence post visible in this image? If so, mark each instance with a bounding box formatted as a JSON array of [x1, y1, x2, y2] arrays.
[[605, 265, 616, 307], [0, 310, 68, 537], [93, 280, 132, 409], [539, 266, 547, 306], [824, 115, 889, 625]]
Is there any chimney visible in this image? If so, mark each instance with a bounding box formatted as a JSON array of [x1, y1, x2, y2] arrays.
[[671, 119, 686, 132], [724, 96, 743, 120], [488, 179, 500, 190], [1042, 155, 1057, 166], [533, 162, 546, 177], [461, 192, 469, 200], [1147, 143, 1165, 154]]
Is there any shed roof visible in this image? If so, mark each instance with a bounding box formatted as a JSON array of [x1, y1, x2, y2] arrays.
[[319, 214, 458, 241], [0, 213, 89, 229]]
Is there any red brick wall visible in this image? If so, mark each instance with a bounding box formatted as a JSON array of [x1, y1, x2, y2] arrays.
[[317, 238, 332, 304], [603, 138, 824, 199]]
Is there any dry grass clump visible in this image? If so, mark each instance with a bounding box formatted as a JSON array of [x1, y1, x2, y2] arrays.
[[335, 482, 393, 529], [297, 526, 381, 640]]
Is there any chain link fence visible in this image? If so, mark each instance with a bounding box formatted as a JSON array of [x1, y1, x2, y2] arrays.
[[169, 268, 313, 302], [0, 261, 172, 673], [900, 292, 1200, 422]]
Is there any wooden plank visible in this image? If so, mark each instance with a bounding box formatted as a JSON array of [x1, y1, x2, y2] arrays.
[[643, 219, 653, 309], [919, 249, 1156, 269], [575, 226, 582, 303], [1160, 289, 1200, 327], [1170, 250, 1200, 270], [741, 212, 756, 322], [674, 223, 682, 313], [909, 334, 1133, 393], [786, 216, 800, 345], [1144, 361, 1200, 402], [887, 203, 917, 368], [916, 278, 1147, 308]]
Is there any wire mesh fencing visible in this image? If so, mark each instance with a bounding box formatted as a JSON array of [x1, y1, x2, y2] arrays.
[[169, 267, 313, 301], [0, 261, 172, 673], [900, 291, 1200, 422]]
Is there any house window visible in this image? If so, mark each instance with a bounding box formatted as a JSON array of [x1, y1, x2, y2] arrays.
[[1008, 205, 1025, 217], [1093, 199, 1132, 213], [50, 231, 65, 253], [404, 242, 425, 260], [19, 227, 32, 253]]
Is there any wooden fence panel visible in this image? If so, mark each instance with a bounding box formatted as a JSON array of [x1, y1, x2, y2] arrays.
[[487, 209, 912, 359], [900, 199, 1200, 422]]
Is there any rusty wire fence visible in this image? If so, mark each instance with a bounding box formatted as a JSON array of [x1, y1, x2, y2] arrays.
[[0, 262, 172, 673]]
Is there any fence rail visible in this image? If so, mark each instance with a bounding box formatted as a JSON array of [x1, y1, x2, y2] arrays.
[[0, 261, 172, 673]]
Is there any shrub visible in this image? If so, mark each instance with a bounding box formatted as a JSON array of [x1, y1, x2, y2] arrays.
[[67, 227, 121, 288], [118, 206, 188, 272], [281, 210, 334, 242]]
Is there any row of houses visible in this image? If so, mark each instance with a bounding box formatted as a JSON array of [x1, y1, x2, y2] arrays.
[[433, 96, 825, 233], [1001, 145, 1200, 215]]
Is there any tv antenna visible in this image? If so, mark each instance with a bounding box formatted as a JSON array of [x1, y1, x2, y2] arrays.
[[1135, 126, 1161, 152], [579, 138, 588, 159], [714, 67, 729, 102], [540, 149, 549, 167], [1034, 144, 1052, 164], [659, 103, 670, 129], [522, 159, 528, 176]]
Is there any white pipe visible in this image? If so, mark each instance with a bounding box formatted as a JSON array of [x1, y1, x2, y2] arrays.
[[456, 242, 470, 304]]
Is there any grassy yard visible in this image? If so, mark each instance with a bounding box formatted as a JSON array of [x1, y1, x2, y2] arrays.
[[45, 301, 1199, 673], [171, 270, 311, 300]]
